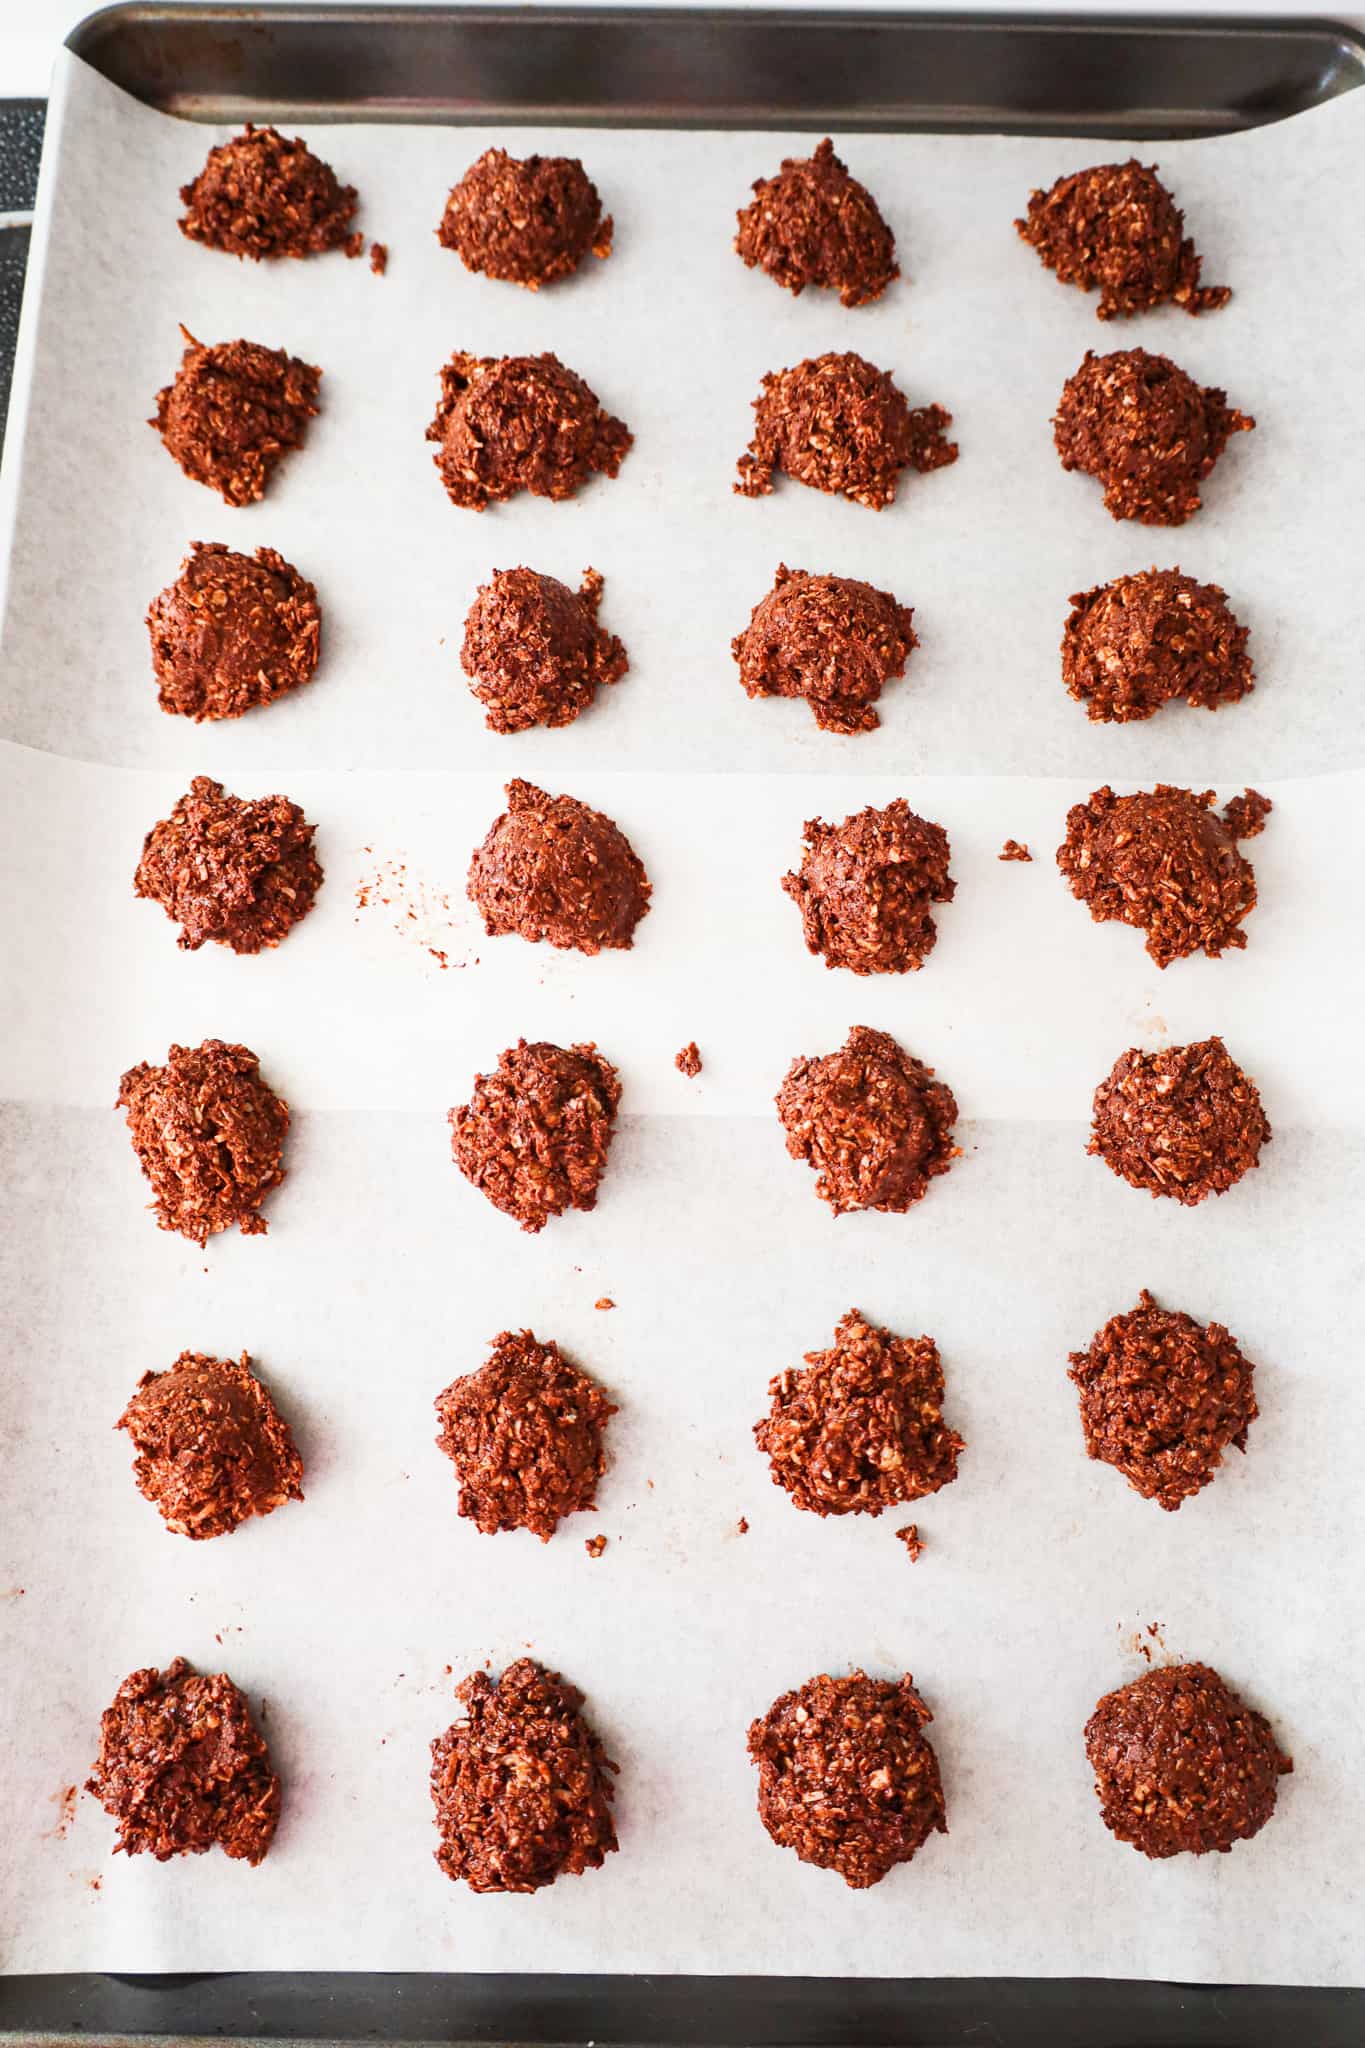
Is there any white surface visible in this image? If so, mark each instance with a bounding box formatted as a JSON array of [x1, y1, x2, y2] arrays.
[[0, 47, 1363, 1983]]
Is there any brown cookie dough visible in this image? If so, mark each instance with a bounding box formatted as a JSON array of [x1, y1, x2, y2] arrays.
[[1086, 1662, 1291, 1858], [430, 1658, 618, 1892], [117, 1350, 303, 1540], [178, 124, 358, 260], [449, 1039, 621, 1233], [735, 352, 957, 510], [134, 776, 322, 953], [426, 351, 631, 511], [117, 1039, 289, 1245], [1054, 348, 1252, 526], [1068, 1291, 1258, 1511], [783, 800, 953, 970], [369, 240, 387, 275], [777, 1025, 958, 1216], [460, 566, 627, 734], [1016, 160, 1229, 322], [755, 1308, 964, 1517], [147, 543, 321, 723], [1058, 784, 1270, 968], [896, 1523, 924, 1562], [748, 1671, 946, 1888], [438, 148, 612, 287], [1062, 568, 1253, 723], [87, 1657, 280, 1864], [1089, 1036, 1270, 1205], [735, 137, 899, 308], [152, 328, 322, 506], [434, 1329, 616, 1540], [675, 1041, 703, 1077], [732, 565, 917, 737], [999, 840, 1032, 862], [467, 780, 651, 955]]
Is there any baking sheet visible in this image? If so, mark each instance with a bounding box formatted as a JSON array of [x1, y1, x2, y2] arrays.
[[0, 49, 1362, 1983]]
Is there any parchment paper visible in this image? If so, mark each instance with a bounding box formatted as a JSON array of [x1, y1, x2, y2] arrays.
[[0, 51, 1362, 1982]]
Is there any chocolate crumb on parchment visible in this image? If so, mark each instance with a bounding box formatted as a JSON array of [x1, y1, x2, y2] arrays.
[[135, 776, 322, 953], [1086, 1662, 1290, 1858], [427, 351, 631, 510], [748, 1671, 946, 1887], [467, 780, 651, 955], [675, 1042, 703, 1078], [1062, 567, 1253, 723], [369, 240, 388, 275], [999, 840, 1032, 862], [153, 328, 322, 507], [430, 1658, 618, 1892], [1068, 1290, 1258, 1511], [147, 543, 321, 724], [178, 124, 358, 260], [118, 1350, 304, 1540], [777, 1025, 958, 1216], [735, 352, 957, 509], [449, 1038, 621, 1233], [344, 230, 364, 260], [117, 1039, 289, 1245], [87, 1657, 280, 1864], [1016, 160, 1229, 321], [733, 566, 918, 736], [439, 148, 612, 287], [896, 1522, 924, 1561], [434, 1329, 616, 1541], [1054, 348, 1252, 526], [585, 1534, 608, 1558], [735, 137, 899, 308], [461, 566, 628, 734], [784, 800, 953, 970], [1088, 1035, 1270, 1205]]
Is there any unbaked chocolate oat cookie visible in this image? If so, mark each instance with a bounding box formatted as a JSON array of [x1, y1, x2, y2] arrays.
[[735, 352, 957, 510], [1016, 160, 1229, 322], [461, 567, 627, 733], [1089, 1036, 1270, 1205], [87, 1657, 280, 1864], [755, 1308, 964, 1516], [427, 351, 631, 510], [776, 1024, 958, 1216], [449, 1038, 621, 1232], [434, 1328, 616, 1540], [430, 1658, 618, 1892], [147, 543, 321, 723], [1085, 1662, 1290, 1857], [735, 137, 899, 308], [467, 779, 650, 955], [117, 1039, 289, 1245], [439, 148, 612, 287], [179, 124, 358, 260], [1054, 348, 1252, 525], [135, 776, 322, 953], [1058, 783, 1270, 968], [1068, 1290, 1258, 1511], [153, 328, 322, 506], [1062, 567, 1253, 723], [748, 1671, 946, 1888], [118, 1350, 303, 1540], [732, 566, 918, 735], [783, 800, 953, 970]]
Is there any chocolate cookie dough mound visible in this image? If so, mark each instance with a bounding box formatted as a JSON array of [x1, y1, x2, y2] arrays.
[[430, 1658, 618, 1892], [449, 1038, 621, 1232], [1089, 1036, 1270, 1205], [784, 800, 953, 969], [118, 1350, 304, 1540], [135, 776, 322, 953], [748, 1671, 946, 1887], [461, 566, 627, 734], [434, 1329, 616, 1539], [776, 1025, 958, 1215], [179, 124, 358, 260], [756, 1308, 964, 1516], [732, 565, 917, 736], [1062, 567, 1252, 723], [467, 779, 651, 955], [87, 1657, 280, 1864], [735, 352, 957, 510], [439, 148, 612, 287], [1086, 1662, 1290, 1857], [1068, 1291, 1258, 1511], [147, 543, 321, 723], [1016, 160, 1229, 322], [153, 328, 322, 506], [117, 1039, 289, 1245], [427, 351, 631, 510], [735, 137, 899, 308], [1054, 348, 1252, 526]]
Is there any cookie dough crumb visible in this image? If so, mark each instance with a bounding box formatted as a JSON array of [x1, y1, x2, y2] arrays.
[[999, 840, 1032, 862], [737, 1516, 749, 1535], [439, 149, 612, 287], [735, 137, 898, 308], [88, 1658, 280, 1864], [1062, 568, 1252, 723], [449, 1039, 621, 1232], [784, 800, 952, 968], [595, 1298, 616, 1312], [118, 1039, 289, 1244], [1222, 788, 1273, 840], [896, 1522, 924, 1562], [152, 327, 322, 506], [585, 1534, 607, 1559], [1069, 1290, 1258, 1510], [427, 351, 631, 510], [461, 567, 627, 733], [1054, 348, 1252, 526], [733, 566, 917, 736], [343, 230, 364, 259], [1086, 1662, 1290, 1857], [776, 1024, 959, 1215], [178, 124, 358, 260], [675, 1042, 703, 1077], [147, 542, 321, 723], [430, 1659, 618, 1892], [467, 779, 651, 954], [134, 776, 322, 953], [434, 1329, 616, 1540], [369, 240, 388, 274], [1016, 160, 1229, 321], [748, 1671, 946, 1887], [117, 1350, 303, 1540], [735, 352, 956, 509], [1089, 1036, 1270, 1204]]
